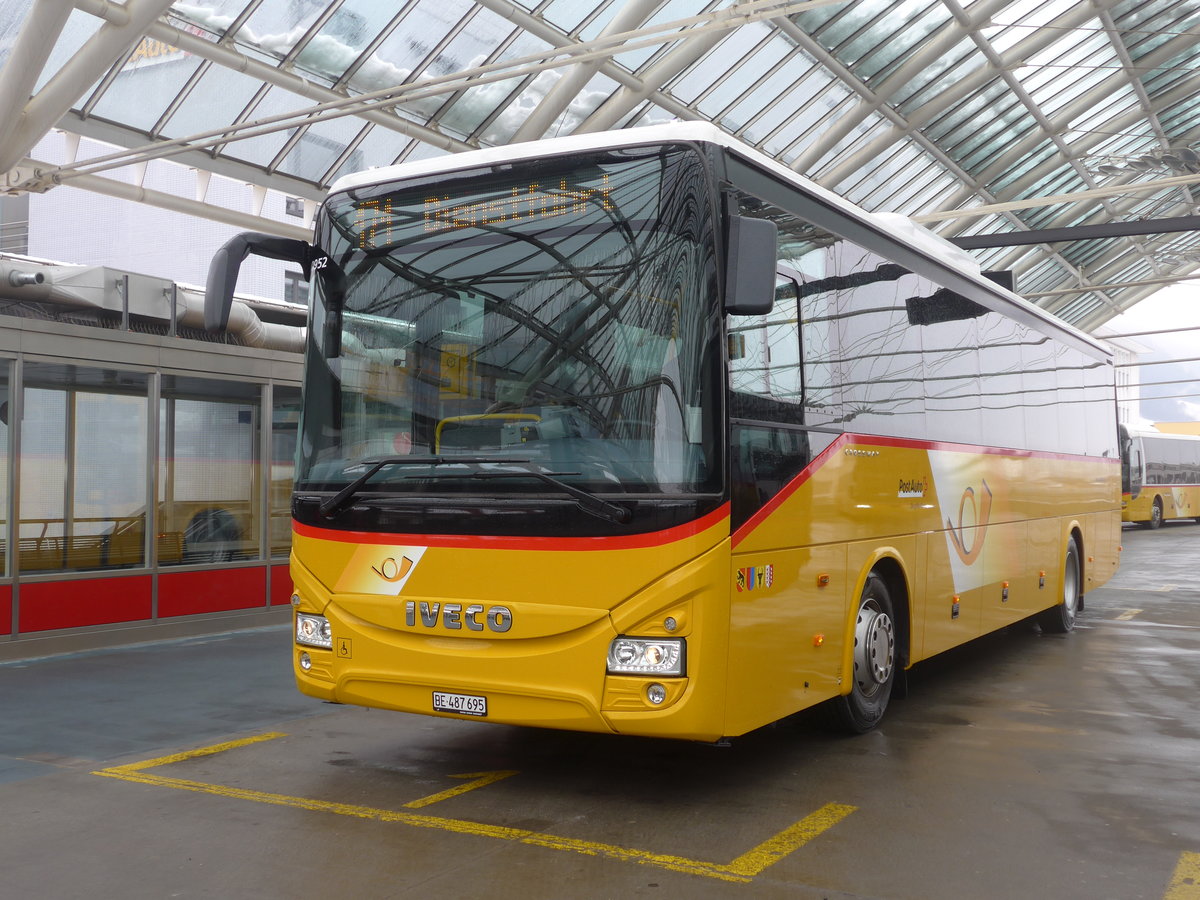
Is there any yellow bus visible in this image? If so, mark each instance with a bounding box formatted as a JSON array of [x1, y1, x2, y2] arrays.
[[1120, 426, 1200, 527], [207, 123, 1121, 740]]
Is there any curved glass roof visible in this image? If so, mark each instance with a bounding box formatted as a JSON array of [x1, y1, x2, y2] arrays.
[[1, 0, 1199, 331]]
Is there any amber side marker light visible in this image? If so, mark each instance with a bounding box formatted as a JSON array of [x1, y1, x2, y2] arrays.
[[813, 634, 825, 647], [816, 573, 831, 587]]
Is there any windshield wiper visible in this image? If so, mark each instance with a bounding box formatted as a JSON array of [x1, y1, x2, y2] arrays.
[[318, 456, 631, 525], [318, 456, 529, 518], [411, 468, 631, 524]]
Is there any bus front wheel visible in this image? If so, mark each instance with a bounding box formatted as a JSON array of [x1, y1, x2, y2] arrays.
[[1037, 535, 1081, 634], [1147, 497, 1164, 529], [833, 572, 896, 733]]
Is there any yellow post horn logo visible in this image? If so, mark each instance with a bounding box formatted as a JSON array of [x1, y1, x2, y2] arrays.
[[948, 480, 992, 565], [373, 556, 415, 582]]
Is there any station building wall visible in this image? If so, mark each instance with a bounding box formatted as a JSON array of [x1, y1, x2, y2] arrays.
[[0, 312, 302, 654]]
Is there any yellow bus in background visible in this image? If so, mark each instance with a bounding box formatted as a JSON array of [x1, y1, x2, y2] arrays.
[[1120, 425, 1200, 527], [207, 123, 1121, 741]]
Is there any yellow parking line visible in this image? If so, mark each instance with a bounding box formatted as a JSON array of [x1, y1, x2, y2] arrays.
[[404, 770, 519, 808], [1116, 609, 1143, 621], [726, 802, 856, 877], [93, 734, 855, 883], [1165, 852, 1200, 900]]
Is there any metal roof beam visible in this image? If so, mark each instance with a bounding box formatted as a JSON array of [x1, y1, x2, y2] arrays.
[[511, 0, 663, 143], [788, 0, 1011, 175], [0, 1, 74, 153], [54, 112, 329, 203], [577, 17, 728, 133], [807, 1, 1105, 189], [20, 0, 823, 193], [962, 29, 1200, 204], [143, 19, 471, 156], [1023, 273, 1200, 299], [950, 215, 1200, 249], [0, 0, 177, 174], [764, 12, 1113, 318], [15, 157, 310, 241], [913, 171, 1200, 223]]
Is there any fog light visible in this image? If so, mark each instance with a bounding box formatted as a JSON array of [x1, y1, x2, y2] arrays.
[[296, 613, 332, 649], [607, 637, 684, 676], [299, 652, 312, 671], [647, 683, 667, 705]]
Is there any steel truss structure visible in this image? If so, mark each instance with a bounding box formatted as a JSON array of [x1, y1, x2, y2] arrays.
[[1, 0, 1199, 331]]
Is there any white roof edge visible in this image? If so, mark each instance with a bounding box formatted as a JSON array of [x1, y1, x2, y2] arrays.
[[1128, 429, 1200, 440], [326, 122, 1106, 355]]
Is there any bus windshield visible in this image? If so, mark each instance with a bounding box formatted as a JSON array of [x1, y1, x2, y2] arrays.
[[296, 145, 722, 526]]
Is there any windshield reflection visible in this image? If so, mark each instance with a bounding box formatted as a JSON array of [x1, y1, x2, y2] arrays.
[[297, 146, 721, 506]]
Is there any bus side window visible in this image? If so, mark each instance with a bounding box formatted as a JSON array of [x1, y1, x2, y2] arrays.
[[729, 274, 811, 528]]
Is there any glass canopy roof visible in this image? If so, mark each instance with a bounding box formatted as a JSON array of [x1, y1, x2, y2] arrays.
[[1, 0, 1199, 331]]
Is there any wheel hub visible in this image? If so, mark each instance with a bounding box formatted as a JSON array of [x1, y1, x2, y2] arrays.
[[854, 601, 895, 695]]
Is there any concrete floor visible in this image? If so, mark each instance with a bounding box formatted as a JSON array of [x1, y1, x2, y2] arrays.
[[1, 523, 1198, 899]]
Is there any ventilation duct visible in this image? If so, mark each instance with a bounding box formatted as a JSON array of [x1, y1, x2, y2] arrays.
[[0, 255, 304, 353]]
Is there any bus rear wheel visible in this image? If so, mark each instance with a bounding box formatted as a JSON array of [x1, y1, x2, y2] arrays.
[[833, 572, 896, 733], [1037, 535, 1081, 634]]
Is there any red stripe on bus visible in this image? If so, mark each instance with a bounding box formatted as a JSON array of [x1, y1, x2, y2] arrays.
[[855, 433, 1121, 464], [294, 502, 731, 551], [731, 433, 1119, 548], [731, 434, 849, 548]]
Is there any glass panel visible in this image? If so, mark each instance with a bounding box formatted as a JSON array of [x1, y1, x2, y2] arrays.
[[296, 0, 404, 83], [223, 84, 311, 168], [271, 385, 301, 559], [238, 0, 329, 62], [160, 64, 265, 141], [167, 1, 254, 40], [669, 25, 771, 105], [476, 33, 582, 144], [0, 2, 33, 75], [159, 376, 261, 565], [411, 2, 510, 82], [19, 364, 149, 574], [854, 4, 953, 83], [327, 125, 411, 183], [742, 75, 828, 147], [719, 38, 803, 123], [611, 0, 712, 71], [34, 8, 101, 94], [697, 27, 780, 117], [543, 0, 612, 33], [89, 35, 206, 133], [835, 0, 944, 69], [299, 145, 723, 539], [276, 118, 368, 182], [352, 0, 473, 93]]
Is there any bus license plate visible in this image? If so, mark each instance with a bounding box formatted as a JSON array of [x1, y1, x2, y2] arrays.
[[433, 691, 487, 717]]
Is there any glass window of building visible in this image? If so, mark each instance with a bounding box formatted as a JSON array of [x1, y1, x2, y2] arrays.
[[159, 376, 261, 565], [271, 385, 301, 559], [19, 364, 150, 574]]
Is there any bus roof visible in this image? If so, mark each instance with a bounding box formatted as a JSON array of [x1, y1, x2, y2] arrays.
[[327, 121, 1110, 359]]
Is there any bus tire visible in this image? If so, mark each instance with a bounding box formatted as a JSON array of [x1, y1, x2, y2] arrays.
[[1037, 535, 1081, 634], [833, 572, 896, 733], [1147, 497, 1164, 529]]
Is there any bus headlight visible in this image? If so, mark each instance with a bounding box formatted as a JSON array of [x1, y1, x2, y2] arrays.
[[296, 613, 333, 649], [607, 637, 685, 676]]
